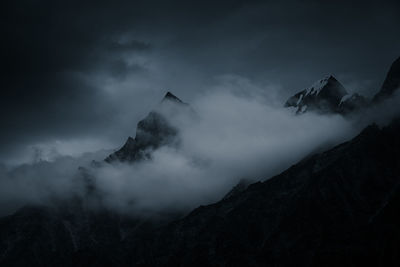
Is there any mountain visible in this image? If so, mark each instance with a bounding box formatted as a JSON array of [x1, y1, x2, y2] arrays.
[[2, 117, 400, 266], [162, 91, 185, 103], [372, 57, 400, 103], [284, 75, 349, 114], [284, 75, 374, 115], [124, 118, 400, 266], [2, 58, 400, 266], [105, 92, 187, 163], [285, 56, 400, 115], [0, 204, 157, 267], [222, 178, 253, 200]]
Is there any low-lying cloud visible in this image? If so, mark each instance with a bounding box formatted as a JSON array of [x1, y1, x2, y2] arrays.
[[1, 83, 399, 217]]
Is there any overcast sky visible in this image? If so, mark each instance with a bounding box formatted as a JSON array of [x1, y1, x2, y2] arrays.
[[1, 0, 400, 164]]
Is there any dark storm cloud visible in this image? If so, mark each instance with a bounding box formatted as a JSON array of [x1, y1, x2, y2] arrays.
[[159, 0, 400, 96], [0, 0, 257, 162], [1, 0, 400, 163], [0, 0, 148, 161]]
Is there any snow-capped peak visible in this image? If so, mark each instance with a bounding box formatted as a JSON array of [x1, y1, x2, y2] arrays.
[[284, 75, 348, 114], [304, 75, 333, 96], [162, 91, 184, 103]]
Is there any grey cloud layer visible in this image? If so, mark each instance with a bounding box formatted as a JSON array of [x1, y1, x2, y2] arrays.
[[2, 77, 400, 216], [0, 86, 377, 216], [1, 0, 400, 163]]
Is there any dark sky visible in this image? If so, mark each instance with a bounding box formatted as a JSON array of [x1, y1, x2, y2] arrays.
[[1, 0, 400, 164]]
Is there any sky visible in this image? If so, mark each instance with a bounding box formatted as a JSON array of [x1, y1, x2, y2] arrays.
[[1, 0, 400, 164]]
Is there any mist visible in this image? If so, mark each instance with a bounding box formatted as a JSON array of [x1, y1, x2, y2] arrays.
[[5, 79, 392, 217], [2, 68, 400, 216]]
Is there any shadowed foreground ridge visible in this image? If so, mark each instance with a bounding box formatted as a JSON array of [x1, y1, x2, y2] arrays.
[[133, 118, 400, 266], [2, 117, 400, 266]]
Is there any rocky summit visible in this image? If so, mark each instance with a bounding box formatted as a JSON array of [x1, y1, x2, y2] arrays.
[[285, 57, 400, 115], [105, 92, 186, 163], [284, 75, 348, 114], [373, 57, 400, 103]]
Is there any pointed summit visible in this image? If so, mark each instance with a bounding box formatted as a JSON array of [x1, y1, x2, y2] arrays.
[[105, 91, 190, 163], [303, 75, 345, 96], [162, 91, 183, 103], [285, 75, 348, 114], [372, 56, 400, 103], [105, 110, 178, 163]]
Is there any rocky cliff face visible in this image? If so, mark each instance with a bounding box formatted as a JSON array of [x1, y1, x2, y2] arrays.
[[105, 111, 178, 163], [284, 75, 371, 115], [338, 93, 369, 114], [285, 57, 400, 116], [284, 75, 349, 114], [105, 92, 187, 163], [373, 57, 400, 103]]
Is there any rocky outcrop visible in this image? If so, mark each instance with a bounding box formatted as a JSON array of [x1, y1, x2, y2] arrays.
[[105, 92, 186, 163], [338, 93, 368, 114], [284, 75, 348, 114], [373, 57, 400, 103], [285, 57, 400, 116]]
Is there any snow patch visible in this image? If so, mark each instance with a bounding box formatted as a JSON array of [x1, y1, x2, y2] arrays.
[[305, 76, 331, 96], [296, 94, 304, 105]]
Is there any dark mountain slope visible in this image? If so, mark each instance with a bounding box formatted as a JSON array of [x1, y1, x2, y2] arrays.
[[2, 119, 400, 266], [2, 103, 400, 266], [126, 119, 400, 266], [0, 203, 158, 267]]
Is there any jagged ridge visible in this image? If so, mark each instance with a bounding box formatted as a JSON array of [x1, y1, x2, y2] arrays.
[[105, 92, 186, 163], [285, 57, 400, 115], [373, 57, 400, 102], [284, 75, 349, 114]]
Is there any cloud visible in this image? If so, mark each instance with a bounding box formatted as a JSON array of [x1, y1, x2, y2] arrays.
[[2, 0, 400, 163], [1, 0, 400, 217], [0, 150, 108, 216], [2, 74, 400, 218], [0, 83, 357, 216], [88, 85, 358, 215]]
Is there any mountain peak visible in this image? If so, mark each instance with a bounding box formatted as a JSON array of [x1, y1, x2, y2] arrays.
[[105, 91, 187, 163], [304, 75, 340, 96], [285, 75, 348, 114], [372, 56, 400, 103], [162, 91, 183, 103]]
